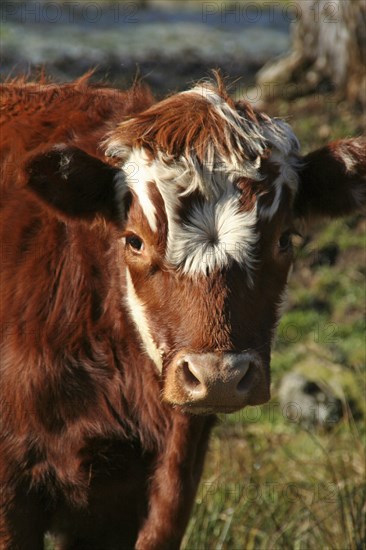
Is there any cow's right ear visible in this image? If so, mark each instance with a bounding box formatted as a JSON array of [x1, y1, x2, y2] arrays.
[[294, 138, 366, 222], [22, 145, 129, 223]]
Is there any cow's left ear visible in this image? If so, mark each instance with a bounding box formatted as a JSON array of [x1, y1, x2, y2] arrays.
[[294, 138, 366, 221], [23, 145, 126, 223]]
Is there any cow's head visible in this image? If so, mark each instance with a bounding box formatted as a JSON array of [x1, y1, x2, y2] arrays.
[[24, 80, 365, 414]]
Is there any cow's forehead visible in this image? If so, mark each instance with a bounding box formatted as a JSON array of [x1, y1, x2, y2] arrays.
[[108, 83, 300, 277]]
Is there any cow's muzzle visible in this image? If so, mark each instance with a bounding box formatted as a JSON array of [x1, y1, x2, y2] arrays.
[[164, 351, 269, 414]]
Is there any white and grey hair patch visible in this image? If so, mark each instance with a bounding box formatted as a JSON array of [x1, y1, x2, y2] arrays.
[[169, 191, 258, 281]]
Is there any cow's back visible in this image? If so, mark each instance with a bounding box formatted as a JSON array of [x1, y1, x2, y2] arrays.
[[0, 74, 154, 167]]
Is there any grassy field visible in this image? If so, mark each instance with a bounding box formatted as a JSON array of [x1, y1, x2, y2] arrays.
[[182, 93, 366, 549]]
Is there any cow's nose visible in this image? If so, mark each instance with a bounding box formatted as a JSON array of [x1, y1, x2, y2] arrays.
[[167, 352, 266, 413], [179, 354, 251, 399]]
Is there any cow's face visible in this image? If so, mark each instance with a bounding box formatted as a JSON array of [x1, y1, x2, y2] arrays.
[[120, 186, 294, 413], [25, 81, 366, 415], [105, 84, 301, 413]]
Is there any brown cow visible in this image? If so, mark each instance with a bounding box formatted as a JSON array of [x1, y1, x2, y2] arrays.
[[0, 75, 365, 550]]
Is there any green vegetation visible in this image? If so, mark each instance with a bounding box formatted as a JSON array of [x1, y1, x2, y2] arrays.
[[184, 94, 365, 549], [184, 417, 365, 549]]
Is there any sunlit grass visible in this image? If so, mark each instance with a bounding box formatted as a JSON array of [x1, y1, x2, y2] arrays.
[[183, 413, 366, 549]]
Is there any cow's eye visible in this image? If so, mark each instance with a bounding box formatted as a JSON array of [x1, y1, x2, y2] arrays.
[[126, 234, 144, 252], [278, 231, 293, 252]]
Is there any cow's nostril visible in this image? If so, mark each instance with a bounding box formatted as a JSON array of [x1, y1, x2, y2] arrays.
[[236, 361, 255, 392], [181, 360, 201, 390]]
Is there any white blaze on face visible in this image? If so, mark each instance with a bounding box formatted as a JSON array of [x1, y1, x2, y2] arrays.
[[125, 267, 163, 372], [122, 149, 259, 280], [170, 192, 258, 280], [123, 149, 158, 232]]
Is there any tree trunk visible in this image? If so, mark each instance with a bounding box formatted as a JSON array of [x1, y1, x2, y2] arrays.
[[257, 0, 366, 106]]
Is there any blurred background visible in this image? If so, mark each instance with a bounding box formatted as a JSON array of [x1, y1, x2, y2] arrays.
[[1, 1, 365, 548], [1, 0, 292, 93]]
